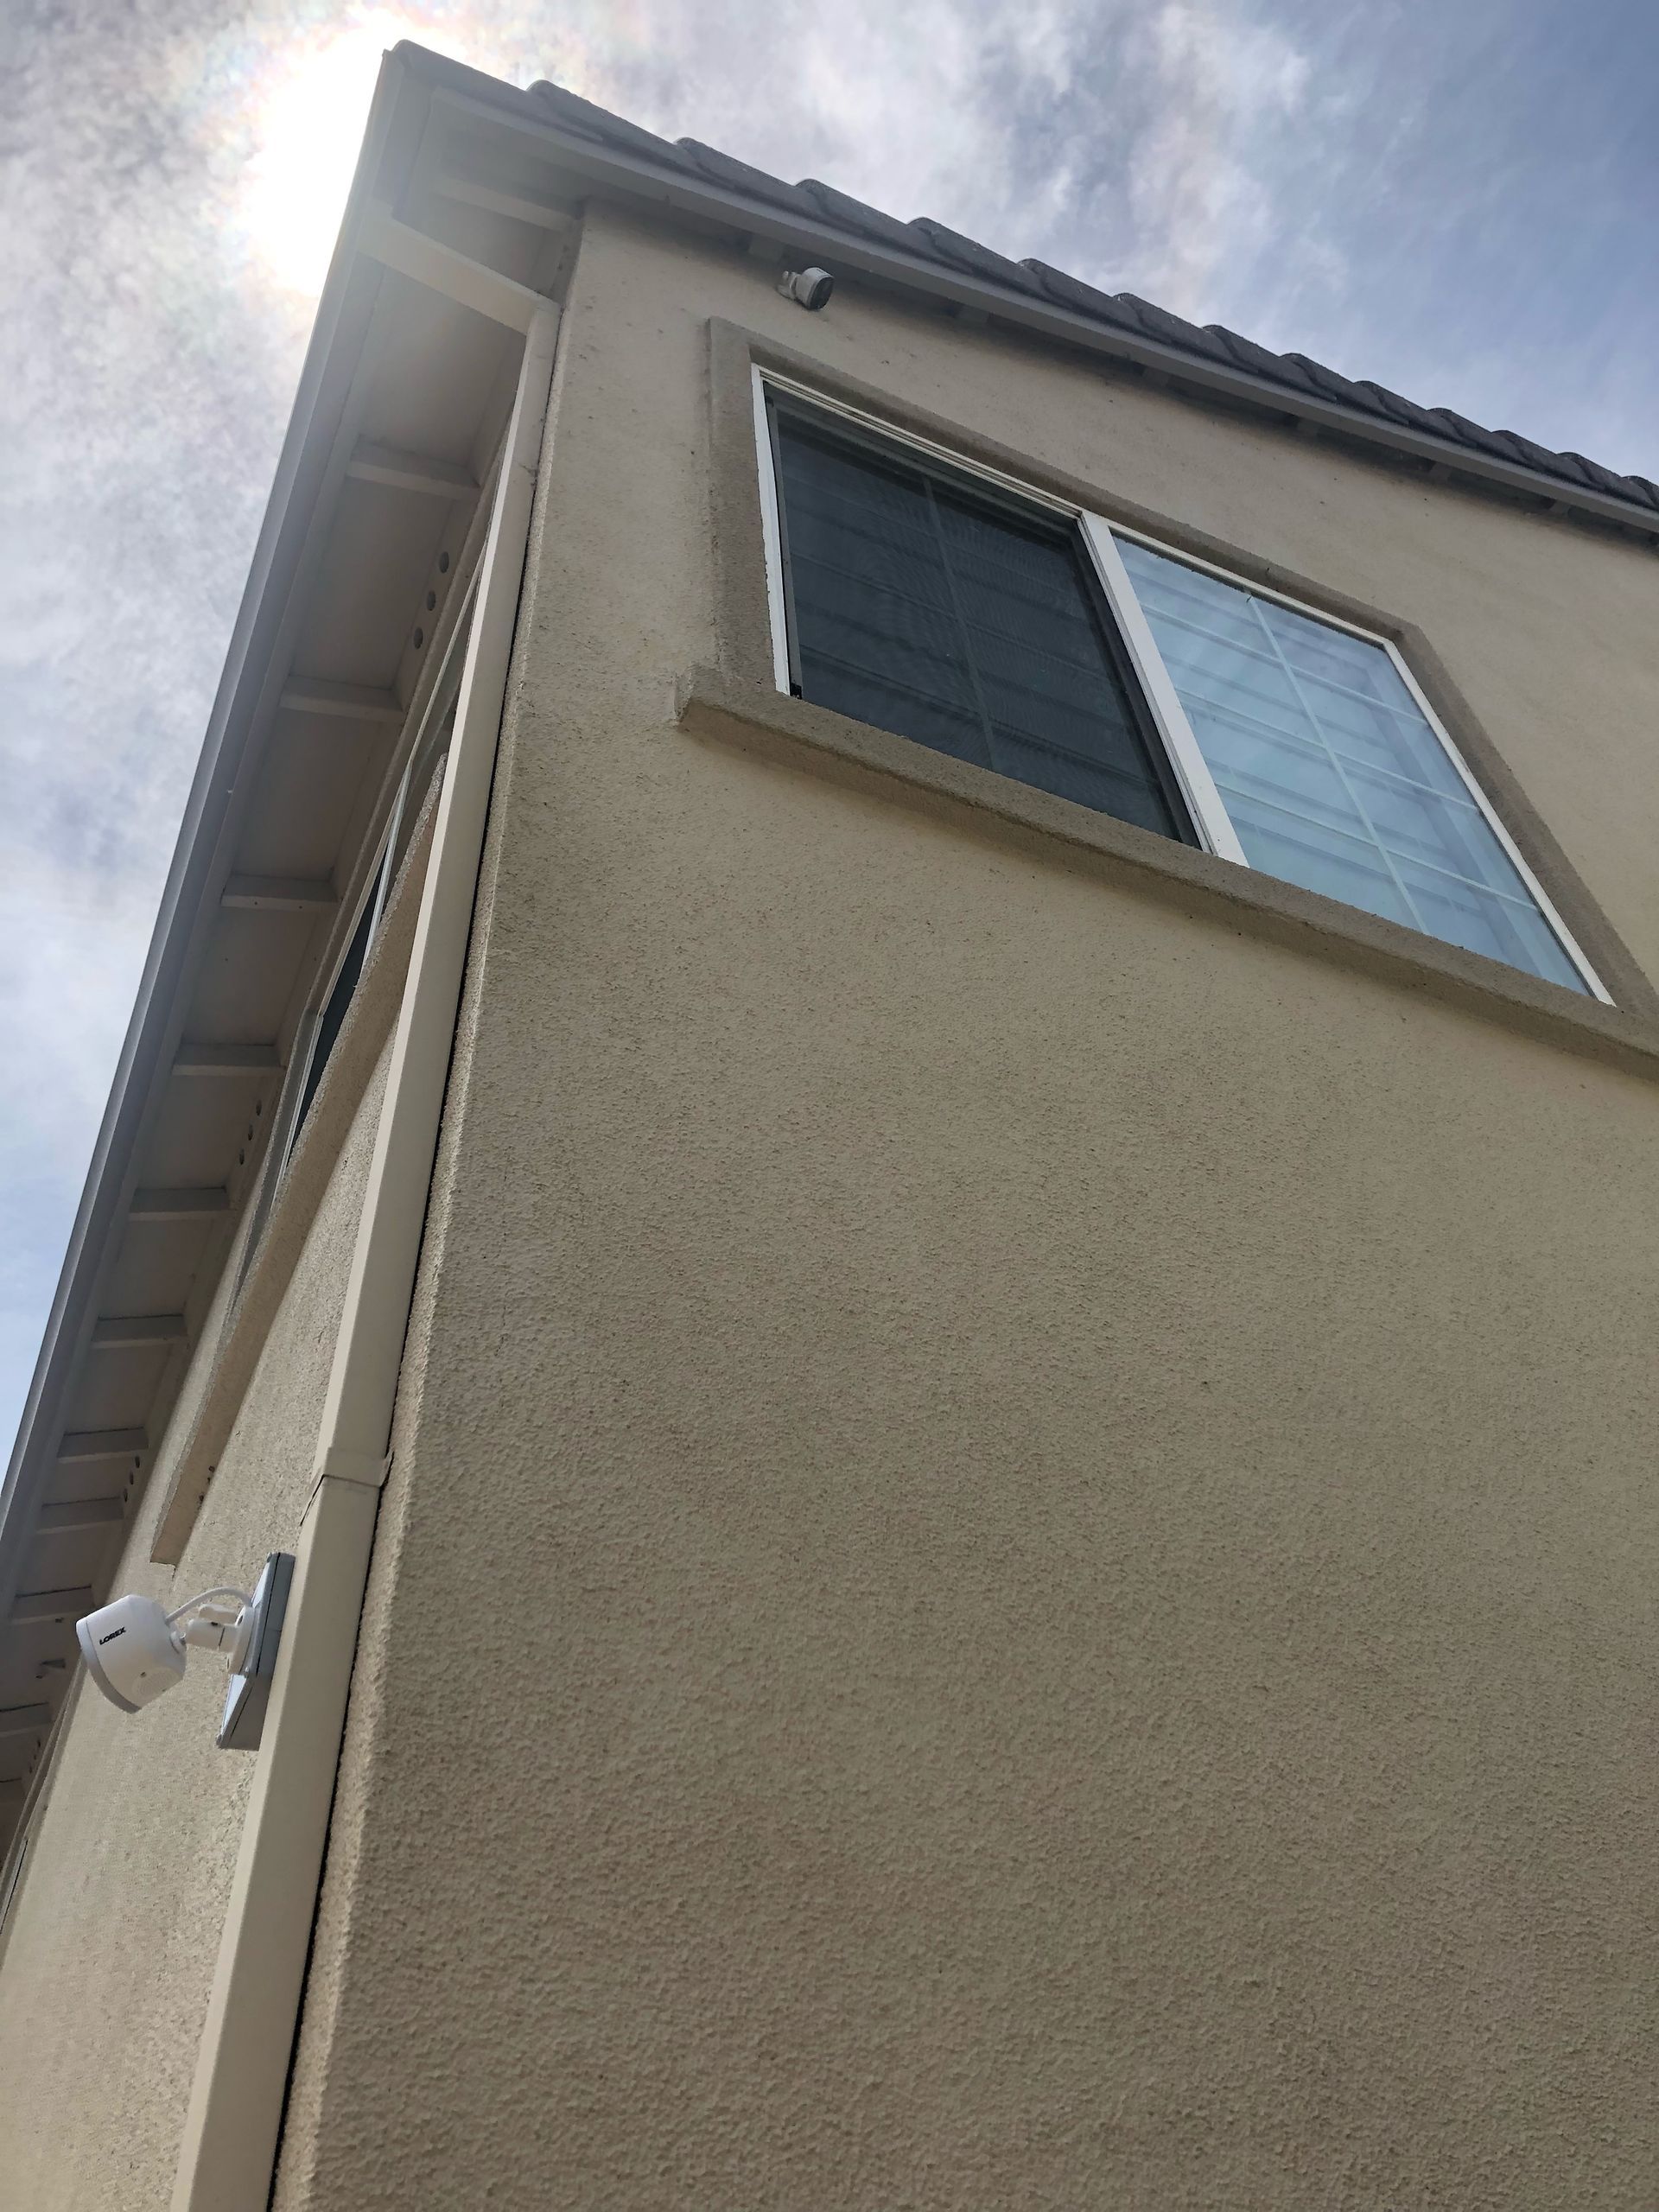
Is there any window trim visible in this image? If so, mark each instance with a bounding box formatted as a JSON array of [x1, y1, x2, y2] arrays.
[[752, 364, 1611, 1005]]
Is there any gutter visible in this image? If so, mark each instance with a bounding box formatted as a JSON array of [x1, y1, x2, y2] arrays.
[[168, 286, 562, 2212]]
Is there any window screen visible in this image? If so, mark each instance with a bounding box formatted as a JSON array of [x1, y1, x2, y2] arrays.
[[772, 407, 1193, 843], [1113, 538, 1586, 993], [291, 880, 378, 1147]]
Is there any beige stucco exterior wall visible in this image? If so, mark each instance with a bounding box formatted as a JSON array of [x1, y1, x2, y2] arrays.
[[14, 193, 1656, 2211], [0, 1030, 394, 2211], [264, 207, 1659, 2209]]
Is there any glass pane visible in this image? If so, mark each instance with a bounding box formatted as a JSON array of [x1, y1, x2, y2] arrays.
[[1393, 860, 1586, 992], [1116, 537, 1586, 993], [1224, 793, 1417, 931], [776, 414, 1189, 842], [292, 883, 378, 1146]]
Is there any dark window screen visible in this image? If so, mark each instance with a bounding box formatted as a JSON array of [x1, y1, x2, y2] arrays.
[[772, 410, 1192, 842], [292, 881, 378, 1146]]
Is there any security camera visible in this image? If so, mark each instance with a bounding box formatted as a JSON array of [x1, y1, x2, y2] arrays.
[[76, 1553, 293, 1750], [778, 265, 834, 311]]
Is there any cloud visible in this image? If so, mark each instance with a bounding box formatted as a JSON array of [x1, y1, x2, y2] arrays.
[[1127, 2, 1316, 315]]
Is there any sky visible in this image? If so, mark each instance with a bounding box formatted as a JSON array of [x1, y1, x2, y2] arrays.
[[2, 0, 1656, 1442]]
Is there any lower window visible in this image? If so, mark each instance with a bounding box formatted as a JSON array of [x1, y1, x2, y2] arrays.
[[757, 381, 1604, 1001]]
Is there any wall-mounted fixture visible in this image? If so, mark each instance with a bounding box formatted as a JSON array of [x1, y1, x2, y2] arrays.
[[778, 266, 834, 311], [76, 1552, 293, 1750]]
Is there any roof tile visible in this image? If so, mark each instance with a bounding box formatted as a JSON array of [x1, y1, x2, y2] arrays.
[[1484, 428, 1568, 474], [906, 218, 1042, 293], [1116, 295, 1231, 363], [531, 81, 695, 171], [674, 139, 817, 216], [1205, 327, 1319, 395], [795, 179, 928, 253], [1560, 450, 1649, 502], [1425, 406, 1518, 462], [1018, 260, 1149, 335], [1277, 353, 1387, 419]]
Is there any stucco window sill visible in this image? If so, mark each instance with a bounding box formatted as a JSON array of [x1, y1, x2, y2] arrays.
[[677, 666, 1659, 1081]]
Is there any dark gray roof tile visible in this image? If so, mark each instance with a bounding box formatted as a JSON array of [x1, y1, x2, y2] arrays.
[[796, 180, 930, 254], [1281, 353, 1388, 416], [1019, 260, 1149, 335], [1487, 427, 1573, 474], [906, 218, 1042, 292], [1426, 407, 1518, 461], [1560, 450, 1648, 501], [531, 82, 695, 171], [674, 139, 817, 215], [1355, 380, 1452, 436], [1117, 296, 1230, 363], [1206, 327, 1319, 394]]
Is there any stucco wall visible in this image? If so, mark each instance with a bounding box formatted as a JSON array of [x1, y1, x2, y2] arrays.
[[284, 209, 1656, 2209], [0, 1031, 393, 2211]]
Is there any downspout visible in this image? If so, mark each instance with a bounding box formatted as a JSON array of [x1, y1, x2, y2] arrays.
[[169, 296, 562, 2212]]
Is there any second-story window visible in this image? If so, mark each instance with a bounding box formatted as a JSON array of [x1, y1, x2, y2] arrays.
[[771, 411, 1194, 843], [758, 384, 1605, 1001]]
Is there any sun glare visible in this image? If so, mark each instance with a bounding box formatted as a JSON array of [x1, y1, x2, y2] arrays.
[[240, 16, 420, 299]]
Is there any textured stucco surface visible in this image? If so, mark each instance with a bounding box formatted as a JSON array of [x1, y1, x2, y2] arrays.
[[265, 208, 1659, 2210], [0, 1031, 393, 2211]]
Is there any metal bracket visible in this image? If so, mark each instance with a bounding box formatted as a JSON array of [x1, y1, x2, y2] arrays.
[[216, 1553, 295, 1751]]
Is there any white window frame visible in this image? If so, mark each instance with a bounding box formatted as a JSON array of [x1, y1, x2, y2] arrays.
[[751, 365, 1611, 1004]]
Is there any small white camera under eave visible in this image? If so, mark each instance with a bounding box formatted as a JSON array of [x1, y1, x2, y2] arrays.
[[75, 1551, 294, 1751]]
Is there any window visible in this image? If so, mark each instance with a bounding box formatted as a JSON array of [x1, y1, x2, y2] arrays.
[[770, 409, 1192, 843], [757, 378, 1605, 1001], [286, 682, 460, 1159], [234, 583, 474, 1290]]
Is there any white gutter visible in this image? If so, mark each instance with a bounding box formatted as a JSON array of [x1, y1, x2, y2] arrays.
[[169, 293, 562, 2212]]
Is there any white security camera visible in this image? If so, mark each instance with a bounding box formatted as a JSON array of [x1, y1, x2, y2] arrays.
[[778, 265, 834, 311], [76, 1553, 293, 1750]]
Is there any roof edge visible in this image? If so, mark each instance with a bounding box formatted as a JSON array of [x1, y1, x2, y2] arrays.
[[393, 43, 1656, 542], [0, 51, 429, 1613]]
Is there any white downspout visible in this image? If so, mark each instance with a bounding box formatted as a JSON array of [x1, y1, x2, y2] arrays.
[[170, 297, 561, 2212]]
